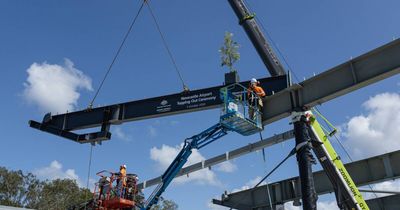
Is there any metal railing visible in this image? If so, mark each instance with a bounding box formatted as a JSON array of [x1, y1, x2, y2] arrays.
[[220, 83, 262, 127]]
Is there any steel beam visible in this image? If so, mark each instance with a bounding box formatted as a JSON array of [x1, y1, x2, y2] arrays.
[[263, 38, 400, 125], [366, 194, 400, 210], [29, 76, 287, 143], [137, 130, 294, 189], [29, 39, 400, 143], [212, 150, 400, 209]]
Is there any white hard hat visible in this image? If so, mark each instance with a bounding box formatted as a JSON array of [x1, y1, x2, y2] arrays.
[[251, 78, 258, 84], [121, 164, 127, 169]]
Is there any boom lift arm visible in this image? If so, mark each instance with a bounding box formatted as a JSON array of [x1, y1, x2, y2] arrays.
[[142, 123, 228, 209]]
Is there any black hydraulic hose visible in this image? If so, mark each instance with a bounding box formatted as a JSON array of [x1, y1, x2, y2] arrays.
[[255, 147, 296, 188], [228, 147, 297, 210]]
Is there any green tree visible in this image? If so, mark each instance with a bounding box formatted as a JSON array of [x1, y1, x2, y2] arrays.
[[23, 172, 44, 209], [37, 179, 91, 210], [0, 167, 43, 208], [151, 199, 178, 210], [219, 31, 240, 72], [0, 167, 91, 210]]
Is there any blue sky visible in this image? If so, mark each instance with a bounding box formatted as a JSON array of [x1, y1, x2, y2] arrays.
[[1, 0, 400, 209]]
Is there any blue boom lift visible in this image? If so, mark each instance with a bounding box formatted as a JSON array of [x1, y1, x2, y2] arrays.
[[142, 83, 263, 209], [88, 83, 264, 210]]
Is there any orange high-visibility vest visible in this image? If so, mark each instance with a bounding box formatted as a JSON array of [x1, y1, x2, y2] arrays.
[[120, 168, 127, 186], [248, 86, 266, 97]]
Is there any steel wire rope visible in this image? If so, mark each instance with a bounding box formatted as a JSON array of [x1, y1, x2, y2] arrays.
[[84, 144, 94, 210], [88, 1, 146, 108], [314, 106, 382, 205], [244, 0, 302, 84], [258, 132, 274, 210], [145, 0, 189, 91]]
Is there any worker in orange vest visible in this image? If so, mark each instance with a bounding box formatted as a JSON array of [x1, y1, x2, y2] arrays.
[[247, 78, 266, 120], [116, 164, 127, 198]]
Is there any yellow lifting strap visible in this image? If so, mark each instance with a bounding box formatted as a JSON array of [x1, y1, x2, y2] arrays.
[[308, 109, 369, 210]]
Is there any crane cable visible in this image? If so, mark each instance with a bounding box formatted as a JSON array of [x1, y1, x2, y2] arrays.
[[258, 131, 274, 210], [88, 1, 146, 108], [85, 144, 94, 210], [145, 0, 189, 92]]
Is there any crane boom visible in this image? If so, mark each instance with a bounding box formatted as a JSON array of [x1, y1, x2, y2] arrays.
[[227, 0, 286, 76]]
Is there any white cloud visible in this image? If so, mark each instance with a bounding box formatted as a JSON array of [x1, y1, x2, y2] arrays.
[[341, 92, 400, 159], [113, 127, 132, 142], [23, 59, 93, 114], [215, 161, 237, 173], [150, 144, 221, 186], [33, 160, 82, 185]]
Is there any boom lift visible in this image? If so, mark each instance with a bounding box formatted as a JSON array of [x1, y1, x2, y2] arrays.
[[87, 83, 263, 210], [86, 86, 369, 210]]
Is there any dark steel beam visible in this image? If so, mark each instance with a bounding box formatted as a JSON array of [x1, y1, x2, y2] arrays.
[[29, 76, 287, 143], [29, 39, 400, 143], [366, 194, 400, 210], [212, 150, 400, 209], [263, 38, 400, 125]]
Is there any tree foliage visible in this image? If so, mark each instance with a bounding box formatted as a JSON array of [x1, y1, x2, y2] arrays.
[[0, 167, 90, 210], [150, 199, 178, 210], [219, 31, 240, 72], [0, 167, 179, 210], [36, 179, 91, 210]]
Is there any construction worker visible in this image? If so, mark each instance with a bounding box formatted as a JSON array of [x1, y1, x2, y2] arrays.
[[116, 164, 127, 198], [98, 176, 111, 199], [247, 78, 266, 120]]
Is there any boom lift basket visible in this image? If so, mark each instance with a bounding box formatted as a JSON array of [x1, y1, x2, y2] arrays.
[[220, 83, 263, 136], [92, 170, 143, 210]]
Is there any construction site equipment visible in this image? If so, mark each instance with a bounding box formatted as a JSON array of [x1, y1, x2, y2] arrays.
[[141, 83, 264, 210], [28, 0, 290, 144], [28, 1, 400, 209], [220, 83, 263, 135], [137, 129, 294, 190], [228, 0, 286, 76], [292, 110, 369, 210], [28, 76, 287, 144], [77, 84, 264, 210], [90, 170, 144, 210], [213, 149, 400, 209]]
